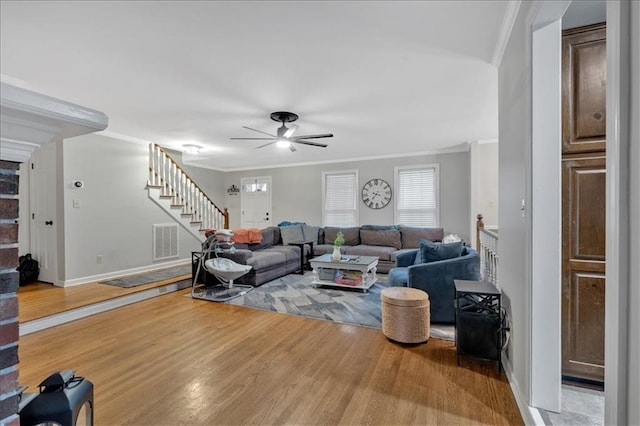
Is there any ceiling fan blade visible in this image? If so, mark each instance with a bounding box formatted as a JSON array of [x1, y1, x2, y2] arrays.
[[256, 141, 277, 149], [283, 124, 298, 138], [230, 137, 276, 140], [242, 126, 277, 138], [291, 139, 329, 148], [291, 133, 334, 140]]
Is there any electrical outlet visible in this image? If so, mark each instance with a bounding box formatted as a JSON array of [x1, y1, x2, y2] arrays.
[[96, 255, 103, 264]]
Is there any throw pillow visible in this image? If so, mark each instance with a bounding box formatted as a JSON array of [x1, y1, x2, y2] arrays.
[[360, 224, 400, 231], [413, 248, 423, 265], [419, 239, 464, 263], [302, 225, 320, 244], [400, 226, 445, 248], [360, 229, 402, 249], [280, 225, 304, 245], [324, 227, 360, 246]]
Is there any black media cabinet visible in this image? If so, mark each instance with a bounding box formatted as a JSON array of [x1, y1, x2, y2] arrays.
[[454, 279, 504, 372]]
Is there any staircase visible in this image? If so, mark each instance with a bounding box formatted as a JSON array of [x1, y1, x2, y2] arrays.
[[476, 213, 498, 286], [146, 143, 228, 241]]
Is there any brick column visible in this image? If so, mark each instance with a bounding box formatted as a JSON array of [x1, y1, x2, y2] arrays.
[[0, 160, 20, 426]]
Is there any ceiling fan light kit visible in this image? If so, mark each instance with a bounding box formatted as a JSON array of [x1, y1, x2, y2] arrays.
[[230, 111, 333, 151]]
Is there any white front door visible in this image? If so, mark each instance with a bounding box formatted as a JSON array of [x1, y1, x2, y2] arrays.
[[240, 176, 272, 228], [29, 142, 58, 284]]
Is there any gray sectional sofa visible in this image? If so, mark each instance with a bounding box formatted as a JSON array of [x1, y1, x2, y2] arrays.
[[216, 226, 303, 286], [311, 225, 444, 273], [215, 224, 445, 286]]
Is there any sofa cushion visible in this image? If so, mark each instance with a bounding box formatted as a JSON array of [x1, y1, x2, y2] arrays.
[[249, 227, 274, 251], [262, 246, 301, 262], [302, 225, 320, 244], [419, 239, 464, 263], [280, 225, 304, 245], [400, 226, 445, 248], [246, 251, 287, 270], [360, 229, 402, 249], [391, 248, 419, 263], [325, 227, 360, 246], [272, 226, 282, 245], [360, 224, 400, 231], [313, 244, 333, 256], [342, 245, 397, 261]]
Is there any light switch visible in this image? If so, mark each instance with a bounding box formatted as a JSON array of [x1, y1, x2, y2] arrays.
[[73, 199, 80, 208]]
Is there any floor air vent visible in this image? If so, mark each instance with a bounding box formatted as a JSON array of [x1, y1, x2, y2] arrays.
[[153, 224, 178, 261]]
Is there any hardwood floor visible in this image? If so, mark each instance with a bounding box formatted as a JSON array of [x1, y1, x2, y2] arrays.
[[18, 273, 190, 322], [18, 289, 523, 425]]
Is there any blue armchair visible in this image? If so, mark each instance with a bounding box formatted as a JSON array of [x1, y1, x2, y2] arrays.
[[388, 247, 480, 323]]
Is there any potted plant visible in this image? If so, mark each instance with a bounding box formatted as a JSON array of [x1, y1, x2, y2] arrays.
[[332, 231, 345, 261]]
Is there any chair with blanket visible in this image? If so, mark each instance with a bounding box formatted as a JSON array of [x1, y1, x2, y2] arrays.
[[388, 240, 480, 324]]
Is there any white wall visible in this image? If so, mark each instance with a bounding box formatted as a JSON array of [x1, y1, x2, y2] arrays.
[[221, 150, 471, 242], [605, 1, 639, 423], [469, 141, 499, 249], [628, 5, 640, 422], [531, 17, 562, 412], [476, 142, 499, 227], [61, 134, 202, 282], [497, 0, 535, 414]]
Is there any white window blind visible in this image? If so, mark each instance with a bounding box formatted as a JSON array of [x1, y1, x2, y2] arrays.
[[323, 171, 358, 227], [395, 165, 439, 227]]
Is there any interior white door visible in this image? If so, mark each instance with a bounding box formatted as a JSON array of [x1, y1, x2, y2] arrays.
[[29, 143, 58, 285], [240, 176, 272, 229]]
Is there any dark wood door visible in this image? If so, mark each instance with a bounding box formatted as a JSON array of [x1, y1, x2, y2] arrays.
[[561, 155, 606, 382], [561, 22, 606, 384], [562, 23, 606, 154]]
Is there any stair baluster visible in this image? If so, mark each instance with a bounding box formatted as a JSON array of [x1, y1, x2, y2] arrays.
[[147, 143, 228, 240]]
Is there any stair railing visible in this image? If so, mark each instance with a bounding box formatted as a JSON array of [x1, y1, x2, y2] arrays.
[[148, 143, 228, 231], [476, 213, 499, 286]]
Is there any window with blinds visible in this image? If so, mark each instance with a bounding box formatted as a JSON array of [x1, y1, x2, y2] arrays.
[[322, 170, 358, 227], [395, 164, 439, 227]]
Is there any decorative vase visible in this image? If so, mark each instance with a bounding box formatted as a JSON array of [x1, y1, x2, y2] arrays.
[[332, 245, 341, 261]]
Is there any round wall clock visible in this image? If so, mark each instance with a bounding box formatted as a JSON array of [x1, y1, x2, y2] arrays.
[[362, 178, 392, 209]]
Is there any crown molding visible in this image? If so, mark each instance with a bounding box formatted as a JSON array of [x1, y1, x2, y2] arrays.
[[492, 1, 522, 67]]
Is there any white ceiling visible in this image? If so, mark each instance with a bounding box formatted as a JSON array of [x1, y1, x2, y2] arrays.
[[0, 1, 508, 171]]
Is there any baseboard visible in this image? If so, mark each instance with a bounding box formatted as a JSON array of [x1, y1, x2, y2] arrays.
[[502, 357, 546, 425], [19, 282, 187, 336], [61, 258, 191, 287]]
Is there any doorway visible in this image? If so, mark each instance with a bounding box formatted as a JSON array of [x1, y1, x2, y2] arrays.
[[28, 142, 58, 285], [560, 19, 607, 389], [240, 176, 272, 229], [529, 0, 607, 416]]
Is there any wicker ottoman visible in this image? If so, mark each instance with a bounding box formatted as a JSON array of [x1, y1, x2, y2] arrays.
[[381, 287, 430, 343]]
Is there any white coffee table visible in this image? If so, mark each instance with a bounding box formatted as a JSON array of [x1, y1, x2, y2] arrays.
[[309, 254, 378, 292]]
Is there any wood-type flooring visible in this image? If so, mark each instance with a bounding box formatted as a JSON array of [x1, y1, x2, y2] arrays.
[[17, 286, 523, 425]]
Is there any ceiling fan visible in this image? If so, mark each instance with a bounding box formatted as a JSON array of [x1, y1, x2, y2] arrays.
[[230, 111, 333, 152]]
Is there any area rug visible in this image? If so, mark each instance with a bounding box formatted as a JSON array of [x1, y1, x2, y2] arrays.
[[99, 264, 192, 288], [226, 273, 454, 340]]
